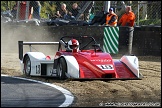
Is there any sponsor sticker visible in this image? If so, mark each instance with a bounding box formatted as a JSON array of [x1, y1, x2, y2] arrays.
[[97, 64, 114, 70]]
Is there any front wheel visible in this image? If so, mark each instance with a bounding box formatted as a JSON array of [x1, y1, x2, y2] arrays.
[[24, 55, 31, 76], [56, 58, 67, 80]]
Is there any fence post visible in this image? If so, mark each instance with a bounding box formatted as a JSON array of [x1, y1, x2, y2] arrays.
[[128, 27, 134, 54], [104, 1, 110, 13], [25, 1, 29, 20], [16, 1, 20, 21]]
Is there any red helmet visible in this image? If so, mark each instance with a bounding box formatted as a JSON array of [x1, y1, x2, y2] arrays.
[[68, 39, 79, 52]]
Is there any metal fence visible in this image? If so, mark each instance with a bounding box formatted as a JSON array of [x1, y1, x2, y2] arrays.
[[1, 1, 161, 26]]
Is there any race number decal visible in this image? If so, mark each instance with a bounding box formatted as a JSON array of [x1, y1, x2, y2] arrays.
[[97, 64, 114, 70]]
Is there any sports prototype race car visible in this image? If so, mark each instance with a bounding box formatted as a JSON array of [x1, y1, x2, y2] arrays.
[[18, 36, 143, 80]]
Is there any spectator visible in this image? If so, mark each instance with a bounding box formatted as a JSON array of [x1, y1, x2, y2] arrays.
[[89, 8, 108, 25], [11, 4, 17, 19], [69, 2, 84, 20], [118, 6, 135, 27], [105, 8, 118, 26], [6, 7, 11, 14], [55, 3, 70, 20], [80, 1, 94, 21], [29, 1, 41, 20]]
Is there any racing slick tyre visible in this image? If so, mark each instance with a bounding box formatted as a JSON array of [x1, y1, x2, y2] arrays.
[[24, 55, 31, 76], [57, 58, 67, 80]]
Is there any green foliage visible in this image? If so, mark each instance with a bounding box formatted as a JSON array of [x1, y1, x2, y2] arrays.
[[137, 19, 161, 26], [40, 2, 57, 19], [1, 1, 7, 11], [1, 1, 16, 11]]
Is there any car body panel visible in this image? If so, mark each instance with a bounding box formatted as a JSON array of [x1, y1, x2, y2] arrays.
[[21, 52, 54, 76]]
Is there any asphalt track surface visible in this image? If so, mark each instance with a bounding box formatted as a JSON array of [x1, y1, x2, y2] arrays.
[[1, 74, 74, 107]]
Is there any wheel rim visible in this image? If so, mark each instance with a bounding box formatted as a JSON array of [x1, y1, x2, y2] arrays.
[[25, 58, 31, 75], [57, 62, 62, 77]]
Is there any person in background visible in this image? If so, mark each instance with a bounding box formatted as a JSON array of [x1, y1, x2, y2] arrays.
[[11, 4, 17, 19], [69, 2, 83, 20], [29, 1, 41, 20], [105, 8, 118, 26], [55, 3, 70, 20], [89, 7, 108, 25], [79, 1, 94, 21], [118, 6, 135, 27], [36, 1, 41, 19]]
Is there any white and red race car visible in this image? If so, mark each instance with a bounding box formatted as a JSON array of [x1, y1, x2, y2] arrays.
[[18, 36, 143, 80]]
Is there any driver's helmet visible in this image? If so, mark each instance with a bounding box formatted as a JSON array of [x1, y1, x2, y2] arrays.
[[67, 39, 79, 52]]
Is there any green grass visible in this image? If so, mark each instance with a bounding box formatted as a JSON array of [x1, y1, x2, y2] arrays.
[[136, 19, 161, 26]]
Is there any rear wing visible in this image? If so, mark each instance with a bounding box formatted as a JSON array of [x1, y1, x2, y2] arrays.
[[18, 41, 59, 61]]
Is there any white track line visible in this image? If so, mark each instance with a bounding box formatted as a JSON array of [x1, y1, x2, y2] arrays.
[[1, 74, 74, 107]]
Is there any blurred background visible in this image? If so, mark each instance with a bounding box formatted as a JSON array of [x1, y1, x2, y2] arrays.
[[1, 1, 161, 26]]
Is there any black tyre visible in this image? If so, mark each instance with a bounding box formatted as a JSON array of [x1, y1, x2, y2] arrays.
[[57, 58, 67, 80], [24, 55, 31, 76]]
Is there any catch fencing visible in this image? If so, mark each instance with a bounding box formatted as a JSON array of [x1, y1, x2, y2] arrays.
[[1, 1, 161, 26]]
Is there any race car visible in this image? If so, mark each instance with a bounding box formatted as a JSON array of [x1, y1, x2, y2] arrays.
[[18, 36, 143, 80]]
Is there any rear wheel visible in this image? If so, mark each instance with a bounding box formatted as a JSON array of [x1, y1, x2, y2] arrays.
[[24, 55, 31, 76], [57, 58, 67, 80]]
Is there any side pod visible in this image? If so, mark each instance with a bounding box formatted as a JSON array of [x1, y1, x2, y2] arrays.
[[120, 55, 140, 78]]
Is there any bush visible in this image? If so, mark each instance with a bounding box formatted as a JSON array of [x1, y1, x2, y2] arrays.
[[136, 19, 161, 26]]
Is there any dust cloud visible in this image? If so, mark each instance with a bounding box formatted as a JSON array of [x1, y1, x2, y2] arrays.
[[1, 23, 59, 56]]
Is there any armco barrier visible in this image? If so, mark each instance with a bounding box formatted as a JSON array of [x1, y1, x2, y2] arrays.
[[1, 24, 161, 56]]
